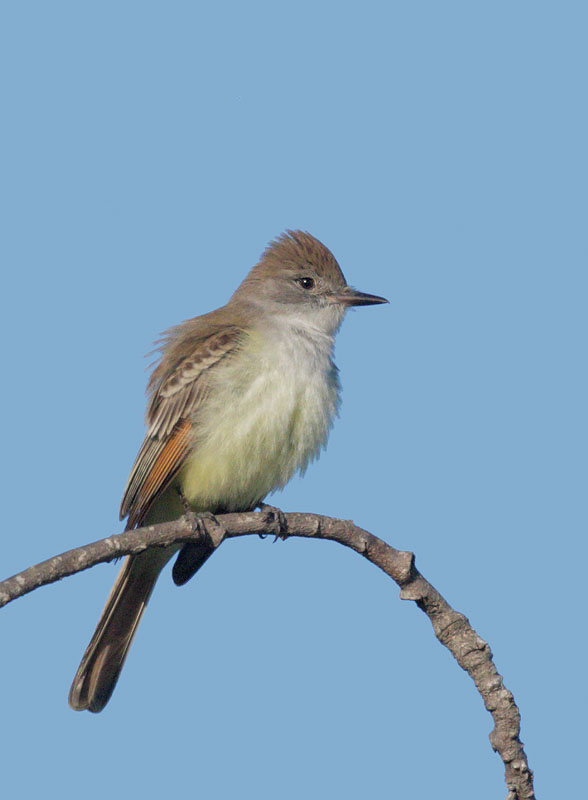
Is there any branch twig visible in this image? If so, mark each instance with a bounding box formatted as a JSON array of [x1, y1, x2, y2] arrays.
[[0, 511, 535, 800]]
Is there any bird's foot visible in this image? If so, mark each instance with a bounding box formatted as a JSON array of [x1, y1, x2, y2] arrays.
[[176, 488, 225, 545], [189, 510, 226, 546], [172, 510, 226, 586], [257, 502, 288, 542]]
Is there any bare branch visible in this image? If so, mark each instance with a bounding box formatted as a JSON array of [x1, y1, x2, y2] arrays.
[[0, 511, 535, 800]]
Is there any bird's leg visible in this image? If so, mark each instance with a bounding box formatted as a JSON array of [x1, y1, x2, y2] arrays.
[[174, 488, 225, 585], [176, 486, 221, 534], [176, 485, 193, 516], [257, 502, 289, 542]]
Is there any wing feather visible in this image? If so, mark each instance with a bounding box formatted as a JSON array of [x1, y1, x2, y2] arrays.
[[120, 326, 242, 527], [124, 420, 192, 529]]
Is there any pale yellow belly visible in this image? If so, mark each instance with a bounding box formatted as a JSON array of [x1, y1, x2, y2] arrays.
[[178, 332, 339, 513]]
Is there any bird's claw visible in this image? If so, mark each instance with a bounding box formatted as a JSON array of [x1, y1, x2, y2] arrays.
[[172, 510, 226, 586], [192, 511, 225, 545], [257, 502, 288, 542]]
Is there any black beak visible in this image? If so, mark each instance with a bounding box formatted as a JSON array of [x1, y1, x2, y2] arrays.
[[332, 287, 389, 307]]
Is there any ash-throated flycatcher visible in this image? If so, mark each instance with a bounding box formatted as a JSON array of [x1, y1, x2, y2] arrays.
[[69, 230, 387, 712]]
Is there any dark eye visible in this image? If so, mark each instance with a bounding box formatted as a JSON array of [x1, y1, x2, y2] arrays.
[[297, 277, 315, 290]]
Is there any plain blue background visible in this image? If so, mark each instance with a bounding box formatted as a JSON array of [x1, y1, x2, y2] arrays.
[[1, 3, 585, 797]]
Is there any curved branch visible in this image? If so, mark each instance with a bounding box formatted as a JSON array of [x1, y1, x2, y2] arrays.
[[0, 511, 535, 800]]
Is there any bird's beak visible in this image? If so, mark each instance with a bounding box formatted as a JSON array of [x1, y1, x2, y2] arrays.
[[330, 287, 389, 307]]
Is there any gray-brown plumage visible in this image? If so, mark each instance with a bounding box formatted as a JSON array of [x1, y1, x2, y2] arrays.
[[68, 320, 245, 712], [68, 230, 386, 712], [121, 325, 243, 528]]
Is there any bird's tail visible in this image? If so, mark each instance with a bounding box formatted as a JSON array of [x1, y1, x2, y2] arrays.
[[68, 547, 175, 712]]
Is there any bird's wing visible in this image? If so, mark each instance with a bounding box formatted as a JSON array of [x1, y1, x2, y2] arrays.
[[120, 326, 242, 528]]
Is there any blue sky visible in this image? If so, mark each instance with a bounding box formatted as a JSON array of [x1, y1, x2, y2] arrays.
[[1, 3, 585, 798]]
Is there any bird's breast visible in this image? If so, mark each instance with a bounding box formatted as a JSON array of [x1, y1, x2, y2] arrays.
[[179, 326, 340, 512]]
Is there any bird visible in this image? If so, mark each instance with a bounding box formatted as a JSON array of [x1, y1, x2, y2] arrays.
[[68, 230, 387, 712]]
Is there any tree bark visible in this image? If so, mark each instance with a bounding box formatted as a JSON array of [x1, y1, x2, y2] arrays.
[[0, 510, 535, 800]]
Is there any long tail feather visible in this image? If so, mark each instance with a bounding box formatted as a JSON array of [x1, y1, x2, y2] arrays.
[[68, 547, 175, 712]]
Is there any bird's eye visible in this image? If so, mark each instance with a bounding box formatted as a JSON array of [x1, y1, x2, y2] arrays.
[[297, 277, 315, 290]]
